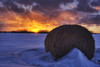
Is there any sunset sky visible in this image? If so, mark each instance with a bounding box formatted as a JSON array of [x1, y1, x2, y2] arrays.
[[0, 0, 100, 33]]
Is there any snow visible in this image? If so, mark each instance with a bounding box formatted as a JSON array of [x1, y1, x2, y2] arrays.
[[18, 48, 99, 67], [0, 33, 100, 67], [93, 34, 100, 48]]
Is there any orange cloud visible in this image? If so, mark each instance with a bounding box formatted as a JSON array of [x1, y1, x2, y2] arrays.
[[0, 11, 100, 33], [94, 6, 100, 10]]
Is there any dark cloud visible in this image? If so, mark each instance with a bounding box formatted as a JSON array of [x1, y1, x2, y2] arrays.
[[0, 0, 99, 13], [3, 0, 24, 13], [80, 15, 100, 24], [91, 0, 100, 6], [0, 0, 100, 25], [0, 0, 74, 12], [0, 0, 76, 15], [76, 0, 97, 12], [13, 0, 75, 13], [90, 15, 100, 24], [14, 0, 34, 5], [15, 0, 74, 6], [33, 0, 74, 9]]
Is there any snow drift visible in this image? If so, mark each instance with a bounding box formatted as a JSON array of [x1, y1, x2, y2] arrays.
[[19, 48, 99, 67]]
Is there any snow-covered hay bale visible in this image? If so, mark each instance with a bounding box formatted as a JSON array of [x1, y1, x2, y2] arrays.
[[45, 25, 95, 60]]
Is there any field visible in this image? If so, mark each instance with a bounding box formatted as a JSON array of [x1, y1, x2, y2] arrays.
[[0, 33, 100, 67]]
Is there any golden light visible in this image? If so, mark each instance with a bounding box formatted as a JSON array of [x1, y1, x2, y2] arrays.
[[0, 11, 100, 33]]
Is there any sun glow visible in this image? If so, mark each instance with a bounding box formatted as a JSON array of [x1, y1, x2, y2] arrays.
[[0, 11, 100, 33]]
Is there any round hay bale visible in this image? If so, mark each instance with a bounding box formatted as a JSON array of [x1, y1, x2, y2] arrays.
[[45, 25, 95, 60]]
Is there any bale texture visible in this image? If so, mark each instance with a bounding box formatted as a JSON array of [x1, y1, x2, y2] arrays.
[[45, 25, 95, 60]]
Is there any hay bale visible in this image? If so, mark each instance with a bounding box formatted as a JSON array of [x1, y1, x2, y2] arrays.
[[45, 25, 95, 60]]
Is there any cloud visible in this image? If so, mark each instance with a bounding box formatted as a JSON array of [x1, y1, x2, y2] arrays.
[[13, 2, 35, 12], [0, 2, 4, 7], [0, 0, 100, 33], [0, 0, 75, 13], [0, 0, 99, 13], [91, 0, 100, 6], [59, 0, 79, 11], [80, 15, 100, 24], [76, 0, 97, 12], [0, 2, 7, 12]]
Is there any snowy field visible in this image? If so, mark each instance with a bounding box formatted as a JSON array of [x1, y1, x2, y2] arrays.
[[0, 33, 100, 67]]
